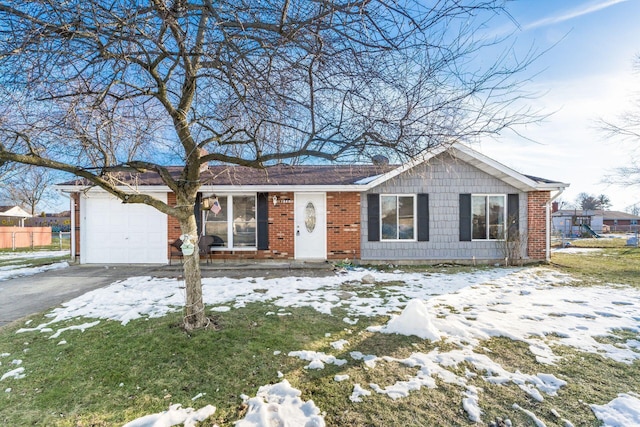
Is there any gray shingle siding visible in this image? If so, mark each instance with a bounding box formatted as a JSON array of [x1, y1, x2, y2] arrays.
[[361, 154, 528, 262]]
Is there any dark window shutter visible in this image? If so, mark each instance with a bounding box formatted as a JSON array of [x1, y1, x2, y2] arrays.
[[257, 193, 269, 250], [507, 194, 520, 239], [417, 194, 429, 241], [459, 194, 471, 241], [367, 194, 380, 242]]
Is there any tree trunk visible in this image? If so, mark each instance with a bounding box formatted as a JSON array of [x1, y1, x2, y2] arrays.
[[178, 213, 207, 331]]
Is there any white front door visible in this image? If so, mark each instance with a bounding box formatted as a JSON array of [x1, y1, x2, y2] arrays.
[[295, 193, 326, 260]]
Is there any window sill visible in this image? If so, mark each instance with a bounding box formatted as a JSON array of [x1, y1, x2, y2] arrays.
[[210, 247, 257, 251]]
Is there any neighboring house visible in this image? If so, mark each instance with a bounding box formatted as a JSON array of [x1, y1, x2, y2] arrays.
[[0, 205, 32, 227], [552, 208, 640, 235], [25, 212, 72, 232], [602, 211, 640, 233], [56, 143, 568, 265]]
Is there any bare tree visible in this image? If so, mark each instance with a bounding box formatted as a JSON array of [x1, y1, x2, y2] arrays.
[[497, 214, 527, 266], [0, 167, 56, 215], [0, 0, 540, 330], [600, 54, 640, 186]]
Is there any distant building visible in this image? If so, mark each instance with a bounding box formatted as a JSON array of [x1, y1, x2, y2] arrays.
[[552, 204, 640, 235], [25, 212, 71, 232], [0, 206, 32, 227]]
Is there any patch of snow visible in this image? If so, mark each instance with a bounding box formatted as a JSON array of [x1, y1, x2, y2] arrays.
[[513, 403, 547, 427], [372, 299, 441, 341], [1, 367, 25, 381], [49, 321, 100, 339], [349, 352, 379, 369], [0, 250, 68, 261], [552, 247, 602, 254], [462, 386, 482, 423], [349, 384, 371, 403], [330, 339, 349, 350], [590, 393, 640, 427], [288, 350, 347, 370], [235, 380, 325, 427], [122, 403, 216, 427], [0, 261, 68, 281]]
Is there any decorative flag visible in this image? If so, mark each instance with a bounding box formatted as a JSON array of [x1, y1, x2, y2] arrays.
[[210, 197, 222, 215]]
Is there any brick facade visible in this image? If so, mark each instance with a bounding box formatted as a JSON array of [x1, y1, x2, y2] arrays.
[[527, 191, 550, 260], [326, 192, 361, 260], [167, 191, 362, 262]]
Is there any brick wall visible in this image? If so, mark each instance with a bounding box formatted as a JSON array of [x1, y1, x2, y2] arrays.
[[167, 192, 181, 259], [527, 191, 550, 260], [262, 191, 295, 259], [326, 192, 360, 260]]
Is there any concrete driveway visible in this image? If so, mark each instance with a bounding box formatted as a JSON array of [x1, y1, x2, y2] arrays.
[[0, 262, 334, 329]]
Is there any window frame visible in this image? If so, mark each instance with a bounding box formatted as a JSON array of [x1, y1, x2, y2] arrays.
[[379, 194, 417, 242], [201, 193, 258, 250], [471, 194, 507, 241]]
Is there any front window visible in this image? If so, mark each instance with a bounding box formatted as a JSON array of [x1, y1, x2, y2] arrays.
[[203, 195, 256, 248], [472, 195, 506, 240], [381, 195, 415, 240]]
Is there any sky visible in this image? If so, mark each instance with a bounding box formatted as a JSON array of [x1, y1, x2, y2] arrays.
[[3, 250, 640, 426], [474, 0, 640, 211]]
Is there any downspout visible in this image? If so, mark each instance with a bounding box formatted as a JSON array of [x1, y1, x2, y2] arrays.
[[546, 190, 565, 262], [57, 190, 75, 262]]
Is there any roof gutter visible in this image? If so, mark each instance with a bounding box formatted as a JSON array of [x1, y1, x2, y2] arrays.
[[55, 184, 370, 193]]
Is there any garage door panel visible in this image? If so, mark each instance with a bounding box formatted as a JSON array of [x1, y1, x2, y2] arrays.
[[82, 193, 168, 264]]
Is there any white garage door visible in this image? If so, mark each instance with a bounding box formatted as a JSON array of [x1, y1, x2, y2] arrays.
[[81, 193, 168, 264]]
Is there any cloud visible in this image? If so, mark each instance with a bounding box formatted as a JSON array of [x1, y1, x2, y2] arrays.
[[522, 0, 628, 31]]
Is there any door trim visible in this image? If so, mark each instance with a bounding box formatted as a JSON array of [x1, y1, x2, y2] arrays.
[[294, 192, 327, 260]]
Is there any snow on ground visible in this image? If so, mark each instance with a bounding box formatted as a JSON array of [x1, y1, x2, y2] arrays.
[[0, 250, 69, 281], [0, 261, 68, 281], [0, 250, 69, 261], [552, 247, 602, 254], [2, 264, 640, 426], [590, 392, 640, 427]]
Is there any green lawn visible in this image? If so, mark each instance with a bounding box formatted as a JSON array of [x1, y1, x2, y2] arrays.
[[0, 252, 638, 426], [551, 247, 640, 286]]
